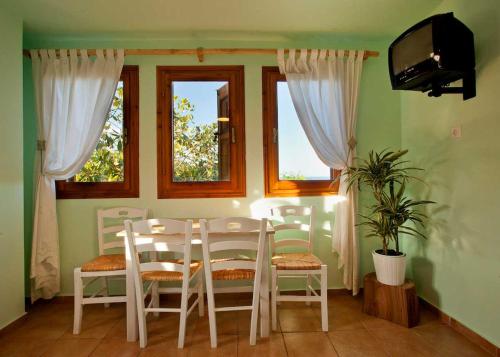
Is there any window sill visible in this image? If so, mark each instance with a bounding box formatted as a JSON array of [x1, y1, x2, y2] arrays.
[[55, 182, 139, 199], [264, 188, 338, 198]]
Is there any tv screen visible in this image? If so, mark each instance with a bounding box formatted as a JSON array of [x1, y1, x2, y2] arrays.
[[392, 23, 434, 75]]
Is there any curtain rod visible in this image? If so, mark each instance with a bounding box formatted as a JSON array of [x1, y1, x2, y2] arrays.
[[23, 48, 379, 62]]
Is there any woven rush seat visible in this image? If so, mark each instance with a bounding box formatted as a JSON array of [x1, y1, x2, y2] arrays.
[[211, 258, 255, 281], [141, 260, 202, 282], [81, 254, 125, 272], [271, 253, 322, 270]]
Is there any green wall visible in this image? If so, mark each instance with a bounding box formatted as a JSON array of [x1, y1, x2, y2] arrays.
[[401, 0, 500, 347], [0, 8, 25, 328], [23, 35, 401, 296]]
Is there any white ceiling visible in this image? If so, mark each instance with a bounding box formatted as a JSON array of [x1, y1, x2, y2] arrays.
[[3, 0, 443, 38]]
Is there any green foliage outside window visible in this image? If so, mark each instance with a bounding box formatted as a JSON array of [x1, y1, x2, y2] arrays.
[[172, 95, 219, 182], [75, 87, 220, 183], [75, 82, 124, 182], [280, 171, 306, 180]]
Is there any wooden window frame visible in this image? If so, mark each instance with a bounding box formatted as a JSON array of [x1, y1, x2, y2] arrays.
[[156, 66, 246, 199], [55, 65, 140, 199], [262, 67, 339, 197]]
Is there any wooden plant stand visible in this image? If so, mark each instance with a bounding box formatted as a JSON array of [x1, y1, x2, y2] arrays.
[[363, 272, 419, 328]]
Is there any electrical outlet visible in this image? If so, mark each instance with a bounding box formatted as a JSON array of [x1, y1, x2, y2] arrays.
[[451, 126, 462, 138]]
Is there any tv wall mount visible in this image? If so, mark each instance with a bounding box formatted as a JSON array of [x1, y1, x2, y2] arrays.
[[427, 70, 476, 100]]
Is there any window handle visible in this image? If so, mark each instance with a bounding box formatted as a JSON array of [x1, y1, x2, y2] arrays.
[[231, 127, 236, 144], [123, 127, 128, 146], [273, 128, 278, 144]]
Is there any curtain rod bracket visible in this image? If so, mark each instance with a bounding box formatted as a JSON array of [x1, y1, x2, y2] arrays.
[[196, 47, 204, 63]]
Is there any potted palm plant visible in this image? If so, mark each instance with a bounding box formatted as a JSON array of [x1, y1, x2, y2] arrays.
[[345, 150, 433, 286]]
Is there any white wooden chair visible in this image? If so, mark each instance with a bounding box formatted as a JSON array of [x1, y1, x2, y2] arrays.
[[124, 218, 204, 349], [200, 217, 267, 348], [73, 207, 148, 335], [270, 205, 328, 332]]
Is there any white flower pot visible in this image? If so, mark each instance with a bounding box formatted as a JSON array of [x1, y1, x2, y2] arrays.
[[372, 250, 406, 286]]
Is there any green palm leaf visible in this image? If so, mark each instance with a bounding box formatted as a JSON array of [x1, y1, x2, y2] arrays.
[[343, 149, 434, 255]]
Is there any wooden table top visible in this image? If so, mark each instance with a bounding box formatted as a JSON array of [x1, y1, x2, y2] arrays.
[[116, 222, 274, 239]]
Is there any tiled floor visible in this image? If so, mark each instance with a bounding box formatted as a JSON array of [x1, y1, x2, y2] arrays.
[[0, 293, 491, 356]]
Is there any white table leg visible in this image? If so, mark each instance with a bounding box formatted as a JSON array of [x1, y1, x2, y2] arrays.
[[125, 237, 138, 341], [260, 235, 270, 338]]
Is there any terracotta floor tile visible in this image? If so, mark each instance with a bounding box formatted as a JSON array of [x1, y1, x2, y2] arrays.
[[236, 309, 252, 334], [0, 336, 55, 357], [328, 329, 388, 357], [413, 322, 492, 357], [40, 338, 101, 357], [278, 306, 322, 332], [329, 294, 364, 309], [236, 309, 269, 334], [193, 311, 238, 336], [3, 295, 490, 357], [104, 317, 128, 340], [369, 327, 440, 356], [2, 319, 70, 340], [25, 307, 73, 325], [146, 313, 195, 338], [27, 300, 73, 317], [139, 345, 189, 357], [320, 303, 370, 331], [83, 304, 126, 320], [237, 333, 287, 357], [283, 332, 338, 356], [418, 306, 440, 325], [90, 338, 141, 357], [138, 332, 191, 356], [360, 315, 410, 330], [62, 314, 120, 339], [188, 333, 238, 357]]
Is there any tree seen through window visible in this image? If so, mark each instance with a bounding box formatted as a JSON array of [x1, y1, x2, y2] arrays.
[[75, 81, 125, 182]]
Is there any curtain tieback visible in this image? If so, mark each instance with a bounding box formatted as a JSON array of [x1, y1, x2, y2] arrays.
[[37, 140, 46, 151], [346, 137, 357, 166], [348, 137, 357, 149]]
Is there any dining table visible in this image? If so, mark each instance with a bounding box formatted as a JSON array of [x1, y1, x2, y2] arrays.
[[117, 220, 274, 342]]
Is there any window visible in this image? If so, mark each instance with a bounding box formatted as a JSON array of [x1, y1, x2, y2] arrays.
[[56, 66, 139, 199], [157, 66, 246, 198], [262, 67, 339, 197]]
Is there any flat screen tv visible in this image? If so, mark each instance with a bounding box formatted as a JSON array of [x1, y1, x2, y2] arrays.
[[389, 13, 475, 100]]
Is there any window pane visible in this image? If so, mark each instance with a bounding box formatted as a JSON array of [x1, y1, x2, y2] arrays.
[[277, 82, 330, 180], [172, 81, 230, 182], [74, 81, 124, 182]]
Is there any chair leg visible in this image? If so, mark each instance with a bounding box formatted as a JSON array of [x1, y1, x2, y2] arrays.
[[205, 269, 217, 348], [276, 274, 281, 306], [73, 268, 83, 334], [152, 282, 160, 317], [306, 274, 311, 306], [320, 265, 328, 332], [102, 277, 110, 308], [271, 265, 278, 331], [135, 284, 148, 348], [197, 277, 205, 317], [138, 311, 148, 348], [250, 269, 262, 345], [177, 281, 189, 349]]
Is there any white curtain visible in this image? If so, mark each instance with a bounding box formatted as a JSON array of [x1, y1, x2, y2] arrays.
[[30, 49, 124, 301], [277, 48, 364, 294]]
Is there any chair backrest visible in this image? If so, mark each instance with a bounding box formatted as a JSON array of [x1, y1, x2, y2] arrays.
[[270, 205, 315, 253], [124, 218, 194, 301], [97, 207, 148, 255], [200, 217, 267, 277]]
